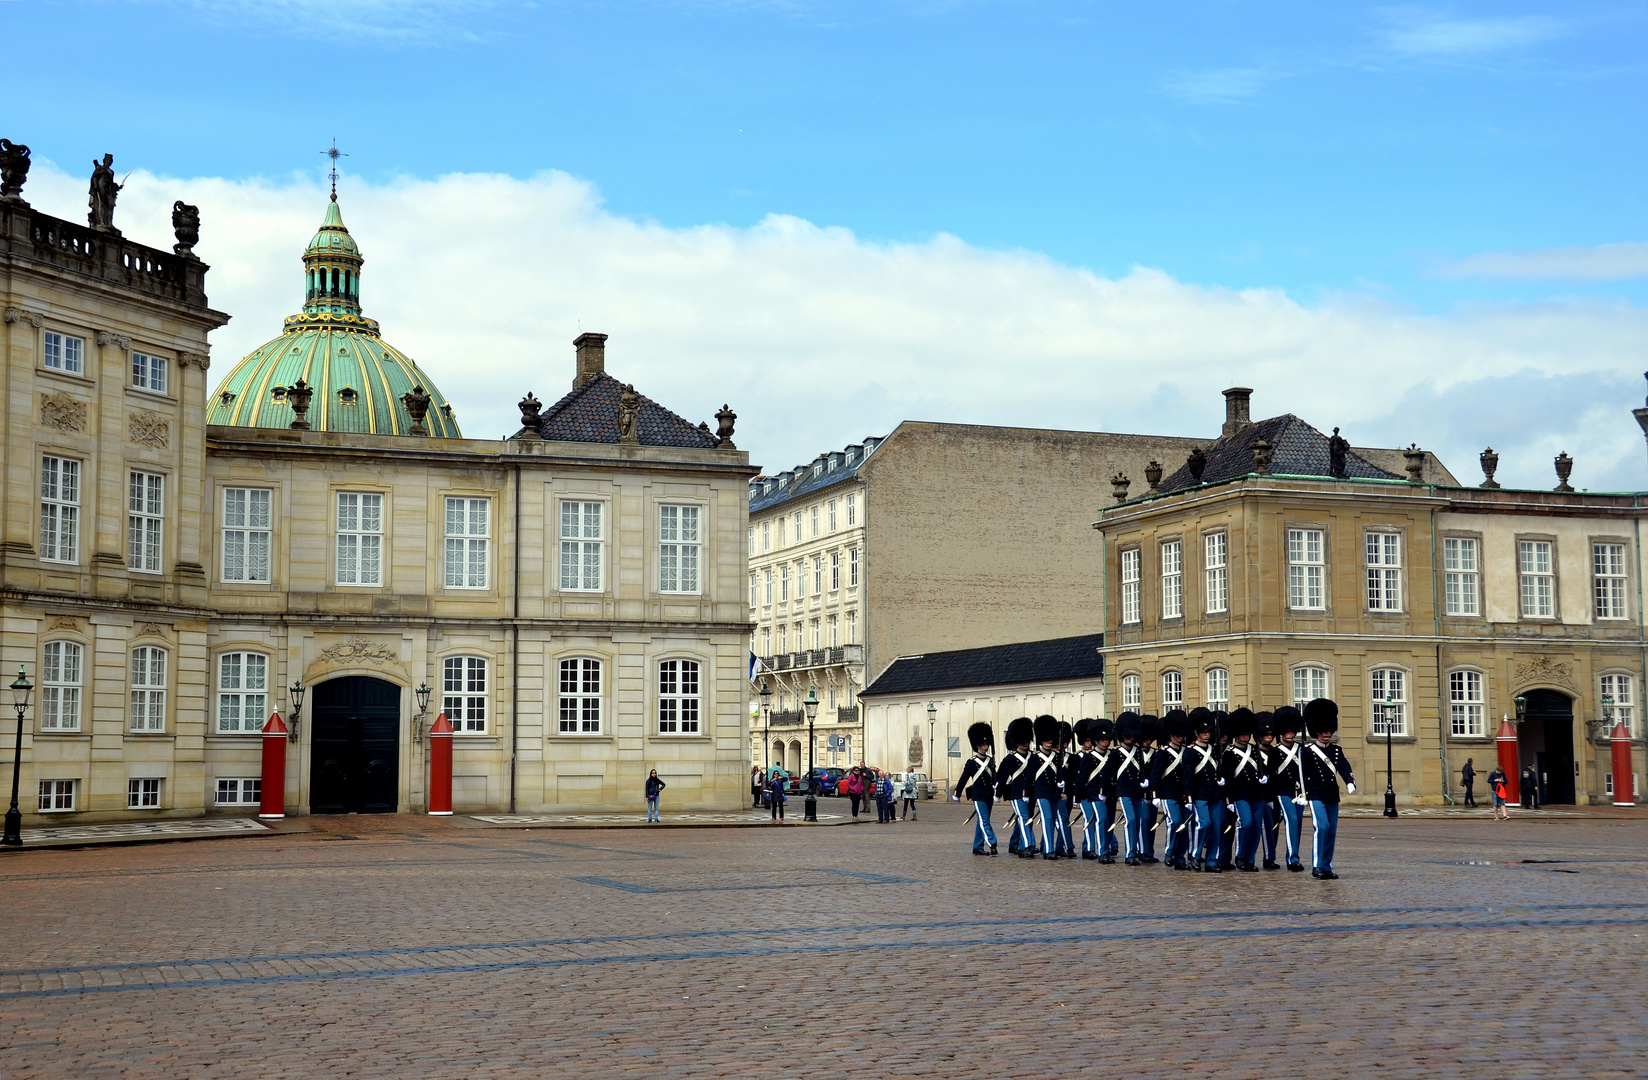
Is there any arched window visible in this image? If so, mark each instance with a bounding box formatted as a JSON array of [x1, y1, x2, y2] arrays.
[[1601, 673, 1637, 737], [1204, 667, 1229, 709], [658, 659, 701, 734], [216, 651, 269, 734], [1370, 668, 1408, 736], [1120, 674, 1141, 711], [130, 646, 167, 733], [1292, 665, 1329, 706], [558, 658, 602, 734], [41, 641, 83, 732], [1162, 670, 1183, 709], [1448, 670, 1485, 737], [443, 656, 488, 733]]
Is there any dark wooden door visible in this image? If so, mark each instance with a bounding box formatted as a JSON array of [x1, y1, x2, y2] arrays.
[[1525, 690, 1575, 806], [310, 677, 401, 814]]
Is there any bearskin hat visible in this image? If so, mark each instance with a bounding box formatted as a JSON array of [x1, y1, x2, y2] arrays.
[[1089, 717, 1115, 742], [1304, 698, 1339, 737], [1254, 711, 1275, 739], [968, 722, 995, 752], [1006, 716, 1035, 749], [1189, 706, 1214, 735], [1057, 720, 1073, 749], [1115, 712, 1142, 742], [1166, 712, 1193, 741], [1034, 714, 1060, 746], [1163, 708, 1188, 728], [1272, 706, 1303, 736], [1139, 714, 1161, 745], [1073, 718, 1091, 744], [1226, 707, 1255, 739]]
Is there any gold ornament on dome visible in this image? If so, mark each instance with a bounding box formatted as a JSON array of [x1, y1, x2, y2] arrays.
[[1513, 655, 1575, 690]]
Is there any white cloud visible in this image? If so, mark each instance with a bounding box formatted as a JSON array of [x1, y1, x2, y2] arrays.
[[1377, 8, 1569, 57], [1433, 241, 1648, 281], [1162, 67, 1272, 104], [20, 161, 1648, 492], [178, 0, 498, 42]]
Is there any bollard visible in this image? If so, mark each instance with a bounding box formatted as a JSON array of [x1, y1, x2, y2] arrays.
[[259, 712, 288, 819], [1495, 717, 1520, 805], [1611, 721, 1635, 806], [428, 712, 453, 816]]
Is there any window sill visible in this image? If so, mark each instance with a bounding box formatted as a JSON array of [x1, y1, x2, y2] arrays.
[[205, 735, 264, 746], [1368, 734, 1418, 743], [124, 732, 175, 740], [125, 386, 179, 406], [450, 736, 501, 746], [650, 733, 710, 741], [35, 731, 89, 738], [546, 734, 614, 742], [1447, 735, 1495, 743], [37, 367, 95, 387]]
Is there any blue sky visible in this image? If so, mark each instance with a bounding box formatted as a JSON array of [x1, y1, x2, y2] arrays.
[[10, 1, 1648, 486]]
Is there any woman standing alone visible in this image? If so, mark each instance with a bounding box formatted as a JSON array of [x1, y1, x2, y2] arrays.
[[645, 769, 666, 822]]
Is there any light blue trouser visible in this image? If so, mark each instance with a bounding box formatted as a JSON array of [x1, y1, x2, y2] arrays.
[[1037, 798, 1062, 854], [1233, 799, 1260, 864], [1194, 799, 1225, 864], [1056, 798, 1074, 853], [1162, 799, 1189, 862], [973, 801, 997, 852], [1119, 797, 1150, 859], [1310, 800, 1340, 872], [1098, 797, 1119, 855], [1260, 795, 1279, 862], [646, 797, 659, 821], [1278, 796, 1304, 864], [1080, 799, 1101, 853], [1009, 797, 1035, 851]]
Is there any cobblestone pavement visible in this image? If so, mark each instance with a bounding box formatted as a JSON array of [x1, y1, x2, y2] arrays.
[[1, 803, 1644, 1079]]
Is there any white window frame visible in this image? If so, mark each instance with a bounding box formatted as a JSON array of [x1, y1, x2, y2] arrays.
[[1369, 668, 1408, 736], [779, 624, 788, 653], [444, 497, 490, 590], [828, 614, 838, 647], [750, 572, 758, 608], [811, 506, 819, 537], [443, 655, 488, 733], [1601, 673, 1637, 738], [1120, 548, 1141, 625], [1366, 531, 1402, 612], [1205, 667, 1229, 708], [216, 651, 269, 734], [131, 351, 168, 394], [780, 565, 791, 602], [1204, 532, 1227, 615], [812, 557, 822, 596], [847, 610, 857, 644], [831, 551, 840, 591], [811, 619, 821, 649], [764, 569, 773, 605], [1292, 665, 1329, 706], [40, 455, 80, 565], [559, 500, 604, 592], [38, 779, 76, 812], [215, 777, 263, 806], [558, 657, 603, 734], [41, 640, 83, 732], [130, 646, 167, 733], [849, 548, 859, 587], [336, 492, 384, 587], [1519, 539, 1554, 618], [1448, 670, 1485, 737], [658, 504, 701, 594], [1162, 670, 1183, 709], [658, 659, 701, 735], [762, 521, 770, 552], [1287, 528, 1325, 611], [829, 500, 838, 532], [127, 778, 162, 809], [1160, 540, 1183, 619], [43, 330, 84, 374], [128, 470, 164, 574], [1120, 674, 1141, 711], [1594, 542, 1629, 620], [221, 487, 272, 584], [1443, 536, 1480, 616], [847, 493, 857, 526]]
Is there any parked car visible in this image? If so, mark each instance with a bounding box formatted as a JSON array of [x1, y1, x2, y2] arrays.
[[891, 772, 939, 799], [805, 767, 846, 795]]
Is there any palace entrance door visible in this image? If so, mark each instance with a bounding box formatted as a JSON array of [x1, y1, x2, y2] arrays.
[[310, 676, 401, 813]]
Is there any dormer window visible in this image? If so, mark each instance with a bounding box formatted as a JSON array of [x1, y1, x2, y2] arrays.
[[271, 386, 287, 401], [440, 403, 454, 420], [813, 463, 822, 477], [338, 387, 358, 405], [219, 391, 236, 406]]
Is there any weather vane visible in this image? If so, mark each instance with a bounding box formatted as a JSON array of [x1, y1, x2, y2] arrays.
[[320, 138, 347, 201]]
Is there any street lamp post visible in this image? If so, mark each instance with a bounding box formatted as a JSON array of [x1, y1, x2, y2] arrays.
[[413, 682, 432, 744], [287, 679, 307, 744], [4, 666, 34, 847], [927, 701, 937, 792], [803, 685, 819, 822], [758, 678, 772, 773], [1383, 691, 1398, 818]]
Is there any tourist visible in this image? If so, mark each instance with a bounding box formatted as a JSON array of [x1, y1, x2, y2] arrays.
[[645, 769, 665, 822]]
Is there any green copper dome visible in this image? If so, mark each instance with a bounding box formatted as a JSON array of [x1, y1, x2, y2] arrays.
[[207, 198, 461, 437]]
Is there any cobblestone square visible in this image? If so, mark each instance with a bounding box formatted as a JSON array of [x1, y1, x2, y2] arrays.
[[2, 802, 1644, 1079]]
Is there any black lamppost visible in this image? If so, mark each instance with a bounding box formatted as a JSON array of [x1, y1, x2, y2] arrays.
[[288, 679, 306, 743], [803, 684, 819, 821], [412, 681, 432, 743], [927, 701, 937, 792], [4, 666, 33, 847], [1383, 690, 1398, 818], [758, 678, 772, 772]]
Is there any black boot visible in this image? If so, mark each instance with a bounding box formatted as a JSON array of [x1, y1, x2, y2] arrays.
[[1263, 859, 1280, 871]]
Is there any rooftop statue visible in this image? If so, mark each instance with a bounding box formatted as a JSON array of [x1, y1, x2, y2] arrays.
[[0, 139, 29, 204], [89, 153, 125, 234]]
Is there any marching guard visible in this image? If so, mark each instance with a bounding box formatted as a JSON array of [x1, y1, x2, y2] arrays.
[[954, 722, 998, 855], [1270, 706, 1308, 871], [1220, 709, 1268, 871], [1302, 698, 1356, 878], [1254, 712, 1281, 870], [1111, 713, 1153, 865], [1030, 715, 1067, 860], [1150, 710, 1193, 869], [997, 716, 1037, 857], [1187, 708, 1225, 872]]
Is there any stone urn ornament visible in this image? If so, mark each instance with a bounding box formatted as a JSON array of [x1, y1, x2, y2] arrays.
[[1144, 460, 1163, 494], [1403, 443, 1427, 484], [1111, 472, 1131, 503], [402, 385, 432, 436], [1186, 447, 1206, 484], [517, 391, 543, 432], [286, 378, 314, 430], [1554, 451, 1575, 492], [1250, 437, 1272, 475], [172, 201, 200, 256], [1479, 447, 1500, 488], [715, 403, 737, 450]]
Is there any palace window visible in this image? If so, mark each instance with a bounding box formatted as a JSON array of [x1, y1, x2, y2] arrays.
[[1162, 670, 1183, 709], [659, 505, 701, 593], [849, 548, 859, 587], [1601, 674, 1637, 738], [38, 780, 75, 813], [1204, 532, 1227, 615], [444, 497, 489, 589], [828, 614, 839, 647], [1292, 666, 1329, 706], [1519, 540, 1554, 617], [847, 493, 857, 526], [794, 512, 802, 541], [779, 624, 788, 653], [1366, 532, 1402, 612], [813, 557, 823, 595], [658, 659, 701, 734], [811, 506, 819, 538], [1161, 540, 1182, 619], [336, 492, 384, 586], [559, 500, 603, 591], [1287, 529, 1324, 611], [847, 610, 857, 644], [215, 778, 262, 806], [764, 569, 773, 605], [1205, 667, 1229, 708], [216, 652, 269, 734], [1448, 670, 1485, 737], [1444, 537, 1479, 616], [762, 521, 770, 552], [557, 658, 602, 734], [129, 646, 167, 733], [41, 641, 82, 732], [128, 470, 164, 574], [829, 500, 838, 532], [443, 656, 488, 733], [40, 456, 80, 565], [131, 351, 168, 394], [1369, 668, 1408, 736], [1121, 674, 1141, 711], [811, 619, 821, 649], [43, 331, 84, 374], [780, 565, 790, 602], [1594, 543, 1628, 620], [831, 551, 840, 591], [1120, 548, 1141, 625], [795, 561, 807, 598], [750, 572, 758, 608], [128, 778, 161, 809], [221, 487, 272, 583]]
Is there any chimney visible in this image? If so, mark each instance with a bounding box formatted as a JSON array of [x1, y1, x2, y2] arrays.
[[1222, 387, 1253, 437], [573, 332, 608, 389]]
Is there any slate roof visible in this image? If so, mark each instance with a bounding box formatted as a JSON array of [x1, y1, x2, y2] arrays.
[[861, 634, 1105, 698], [749, 436, 884, 514], [1156, 414, 1402, 494], [515, 372, 720, 449]]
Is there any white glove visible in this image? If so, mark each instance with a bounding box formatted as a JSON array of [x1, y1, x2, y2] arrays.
[[1258, 776, 1269, 785], [1226, 802, 1235, 812], [1152, 799, 1163, 811], [1097, 795, 1108, 803], [1293, 795, 1308, 806], [1217, 778, 1226, 786], [1346, 783, 1357, 795]]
